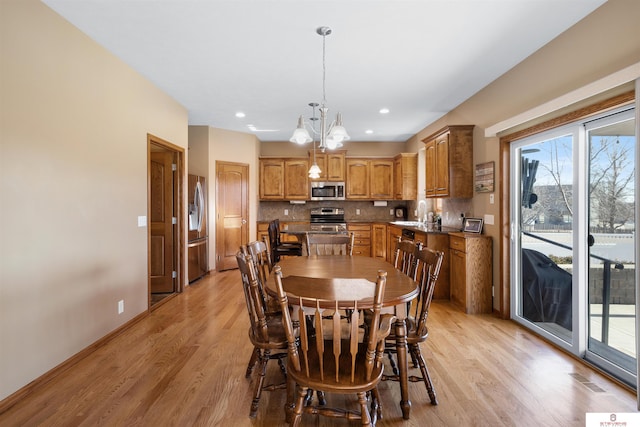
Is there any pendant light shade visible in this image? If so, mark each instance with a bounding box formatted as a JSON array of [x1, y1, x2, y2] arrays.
[[290, 115, 313, 144]]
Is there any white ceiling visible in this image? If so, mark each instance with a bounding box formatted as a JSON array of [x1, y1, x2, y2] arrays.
[[42, 0, 607, 143]]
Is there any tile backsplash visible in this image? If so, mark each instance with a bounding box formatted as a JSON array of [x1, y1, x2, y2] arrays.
[[259, 201, 410, 222], [258, 197, 472, 226]]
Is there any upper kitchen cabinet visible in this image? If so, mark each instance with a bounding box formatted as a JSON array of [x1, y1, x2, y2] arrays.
[[346, 158, 394, 200], [308, 150, 346, 182], [259, 158, 309, 200], [423, 125, 474, 198], [345, 158, 369, 199], [393, 153, 417, 200], [284, 158, 309, 200], [259, 158, 284, 200]]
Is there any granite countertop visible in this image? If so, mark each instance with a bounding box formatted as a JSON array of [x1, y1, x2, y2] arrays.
[[387, 221, 461, 235]]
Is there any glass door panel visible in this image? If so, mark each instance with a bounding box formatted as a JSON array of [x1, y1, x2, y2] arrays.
[[515, 132, 575, 343], [586, 110, 636, 381]]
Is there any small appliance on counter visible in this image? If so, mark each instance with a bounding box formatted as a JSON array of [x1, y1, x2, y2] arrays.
[[394, 206, 407, 221]]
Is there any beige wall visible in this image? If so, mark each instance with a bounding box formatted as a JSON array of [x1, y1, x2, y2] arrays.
[[0, 0, 188, 400]]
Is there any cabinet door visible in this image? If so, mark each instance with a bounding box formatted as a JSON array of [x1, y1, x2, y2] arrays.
[[326, 152, 345, 181], [449, 248, 466, 309], [371, 224, 387, 260], [259, 159, 284, 199], [284, 159, 309, 200], [424, 140, 436, 197], [427, 233, 450, 300], [434, 133, 449, 197], [387, 225, 402, 263], [394, 153, 417, 200], [346, 159, 370, 199], [370, 159, 394, 199]]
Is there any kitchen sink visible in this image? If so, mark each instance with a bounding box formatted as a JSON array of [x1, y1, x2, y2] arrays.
[[390, 221, 427, 227]]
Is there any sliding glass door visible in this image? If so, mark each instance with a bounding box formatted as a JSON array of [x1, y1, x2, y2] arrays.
[[585, 109, 636, 382], [510, 106, 636, 387]]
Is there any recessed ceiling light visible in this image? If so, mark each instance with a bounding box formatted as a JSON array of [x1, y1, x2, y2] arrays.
[[365, 130, 374, 134], [379, 108, 390, 114], [235, 112, 246, 118]]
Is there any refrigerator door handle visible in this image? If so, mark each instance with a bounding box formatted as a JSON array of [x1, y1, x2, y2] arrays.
[[195, 180, 204, 233]]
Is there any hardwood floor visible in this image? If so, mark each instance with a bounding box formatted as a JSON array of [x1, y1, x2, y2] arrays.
[[1, 269, 636, 426]]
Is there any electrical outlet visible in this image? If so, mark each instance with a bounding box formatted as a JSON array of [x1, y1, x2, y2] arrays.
[[118, 300, 124, 314], [284, 209, 289, 216], [390, 209, 394, 215], [356, 209, 360, 215]]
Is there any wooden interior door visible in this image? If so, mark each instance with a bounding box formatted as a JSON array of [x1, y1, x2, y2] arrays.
[[150, 150, 176, 293], [216, 161, 248, 271]]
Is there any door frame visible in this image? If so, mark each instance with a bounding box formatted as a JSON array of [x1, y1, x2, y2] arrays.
[[215, 161, 249, 271], [147, 134, 185, 309], [499, 91, 636, 318]]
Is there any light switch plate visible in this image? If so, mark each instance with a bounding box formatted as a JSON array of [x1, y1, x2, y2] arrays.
[[484, 214, 495, 225], [137, 216, 147, 227]]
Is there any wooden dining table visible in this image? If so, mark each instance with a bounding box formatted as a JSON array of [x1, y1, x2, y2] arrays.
[[267, 255, 419, 420]]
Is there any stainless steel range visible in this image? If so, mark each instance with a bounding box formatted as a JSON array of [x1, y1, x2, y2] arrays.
[[309, 207, 346, 232]]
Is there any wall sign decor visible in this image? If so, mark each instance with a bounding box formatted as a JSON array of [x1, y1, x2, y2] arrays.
[[475, 161, 495, 193]]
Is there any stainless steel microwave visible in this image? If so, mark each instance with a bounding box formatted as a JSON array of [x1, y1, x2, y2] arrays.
[[310, 182, 345, 201]]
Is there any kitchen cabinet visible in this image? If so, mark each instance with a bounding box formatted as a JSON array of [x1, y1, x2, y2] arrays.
[[449, 232, 492, 314], [394, 153, 417, 200], [419, 232, 450, 300], [257, 222, 269, 243], [370, 159, 394, 199], [345, 158, 394, 200], [371, 223, 387, 260], [259, 158, 309, 200], [387, 224, 402, 263], [309, 150, 345, 182], [345, 159, 369, 199], [259, 158, 284, 200], [422, 125, 474, 198], [284, 159, 309, 200], [347, 223, 371, 257]]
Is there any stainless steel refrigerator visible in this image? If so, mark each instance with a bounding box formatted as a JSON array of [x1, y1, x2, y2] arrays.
[[188, 174, 208, 282]]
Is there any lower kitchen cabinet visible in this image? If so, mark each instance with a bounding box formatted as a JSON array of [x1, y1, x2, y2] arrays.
[[449, 232, 492, 314], [421, 232, 450, 300], [371, 223, 387, 260], [348, 223, 371, 257], [386, 224, 402, 263]]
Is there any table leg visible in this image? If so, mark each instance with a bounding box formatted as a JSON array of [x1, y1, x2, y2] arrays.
[[394, 318, 411, 419]]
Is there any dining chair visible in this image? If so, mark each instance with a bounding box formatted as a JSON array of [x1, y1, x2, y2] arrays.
[[305, 232, 355, 256], [246, 240, 280, 316], [236, 250, 289, 418], [268, 219, 303, 264], [393, 236, 419, 277], [273, 266, 395, 426], [383, 245, 444, 405]]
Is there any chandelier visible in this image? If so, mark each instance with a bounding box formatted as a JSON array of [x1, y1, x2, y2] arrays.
[[290, 26, 350, 153]]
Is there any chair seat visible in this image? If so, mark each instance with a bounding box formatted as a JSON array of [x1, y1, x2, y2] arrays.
[[387, 317, 428, 344], [248, 314, 289, 349]]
